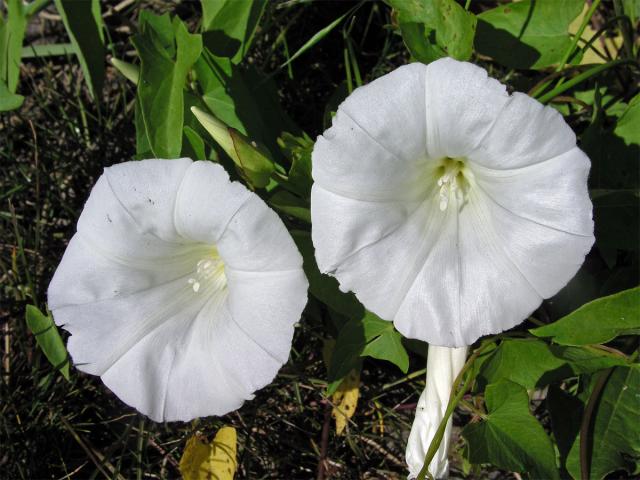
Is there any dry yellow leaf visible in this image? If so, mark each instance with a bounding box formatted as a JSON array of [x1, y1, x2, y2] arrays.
[[569, 4, 623, 64], [179, 426, 237, 480], [332, 368, 360, 435]]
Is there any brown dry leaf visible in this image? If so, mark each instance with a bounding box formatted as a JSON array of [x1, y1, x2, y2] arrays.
[[179, 426, 237, 480], [332, 368, 360, 435]]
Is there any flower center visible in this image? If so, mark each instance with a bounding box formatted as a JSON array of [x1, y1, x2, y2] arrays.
[[187, 248, 226, 293], [434, 157, 471, 212]]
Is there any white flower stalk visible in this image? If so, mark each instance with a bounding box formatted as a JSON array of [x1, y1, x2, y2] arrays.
[[406, 346, 468, 479], [48, 159, 308, 422], [311, 58, 594, 347]]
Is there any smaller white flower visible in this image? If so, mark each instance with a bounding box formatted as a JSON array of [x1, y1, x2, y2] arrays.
[[406, 346, 468, 479], [48, 158, 308, 422]]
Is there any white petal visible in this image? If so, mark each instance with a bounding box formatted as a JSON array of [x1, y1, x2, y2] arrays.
[[311, 185, 421, 275], [406, 346, 468, 479], [174, 161, 251, 244], [101, 293, 285, 422], [225, 268, 308, 363], [48, 233, 204, 309], [101, 157, 193, 243], [217, 193, 304, 272], [468, 92, 576, 169], [395, 193, 543, 347], [472, 147, 594, 236], [424, 58, 509, 159], [317, 194, 445, 322], [49, 164, 204, 308], [338, 62, 427, 162], [312, 109, 430, 202], [471, 151, 594, 298], [51, 276, 200, 377]]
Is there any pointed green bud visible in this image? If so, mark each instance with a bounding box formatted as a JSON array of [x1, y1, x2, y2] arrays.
[[191, 106, 274, 188]]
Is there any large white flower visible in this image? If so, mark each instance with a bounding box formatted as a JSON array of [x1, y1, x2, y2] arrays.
[[48, 158, 308, 422], [311, 58, 594, 347]]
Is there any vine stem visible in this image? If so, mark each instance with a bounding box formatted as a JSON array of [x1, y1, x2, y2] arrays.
[[415, 341, 494, 480], [537, 59, 635, 104], [557, 0, 601, 72], [579, 368, 613, 480]]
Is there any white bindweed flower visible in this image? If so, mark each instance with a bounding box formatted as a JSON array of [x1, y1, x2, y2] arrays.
[[311, 58, 594, 347], [48, 158, 308, 422], [406, 346, 468, 479]]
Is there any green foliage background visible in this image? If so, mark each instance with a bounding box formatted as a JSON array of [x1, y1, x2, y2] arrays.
[[1, 0, 638, 479]]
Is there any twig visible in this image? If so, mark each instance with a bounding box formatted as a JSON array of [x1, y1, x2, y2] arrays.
[[358, 435, 405, 468], [146, 436, 180, 471], [59, 415, 126, 480], [2, 321, 10, 385], [29, 119, 41, 301], [316, 402, 331, 480]]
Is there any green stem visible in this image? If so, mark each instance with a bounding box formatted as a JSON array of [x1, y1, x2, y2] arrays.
[[25, 0, 52, 17], [537, 59, 635, 104], [613, 0, 635, 59], [580, 369, 613, 480], [557, 0, 601, 72]]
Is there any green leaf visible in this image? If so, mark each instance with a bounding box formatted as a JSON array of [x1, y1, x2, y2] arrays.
[[201, 0, 266, 64], [475, 0, 584, 69], [277, 132, 313, 199], [25, 305, 69, 380], [193, 51, 290, 157], [361, 326, 409, 373], [479, 339, 572, 389], [328, 311, 409, 394], [549, 345, 627, 374], [134, 96, 151, 158], [0, 79, 23, 111], [268, 190, 310, 223], [21, 42, 75, 58], [462, 380, 560, 480], [0, 0, 27, 92], [531, 287, 640, 345], [132, 14, 202, 159], [389, 0, 476, 63], [183, 125, 206, 160], [546, 384, 584, 473], [54, 0, 105, 100], [566, 366, 640, 479], [614, 93, 640, 147], [110, 57, 139, 84], [478, 339, 627, 389], [291, 231, 364, 320]]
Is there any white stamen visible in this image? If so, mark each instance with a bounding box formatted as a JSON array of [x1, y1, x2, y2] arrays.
[[187, 252, 226, 293], [435, 158, 470, 212]]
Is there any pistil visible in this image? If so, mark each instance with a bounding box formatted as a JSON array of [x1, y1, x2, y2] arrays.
[[435, 158, 471, 212]]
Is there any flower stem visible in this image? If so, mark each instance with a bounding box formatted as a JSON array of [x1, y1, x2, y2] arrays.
[[537, 59, 635, 104], [415, 341, 494, 480]]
